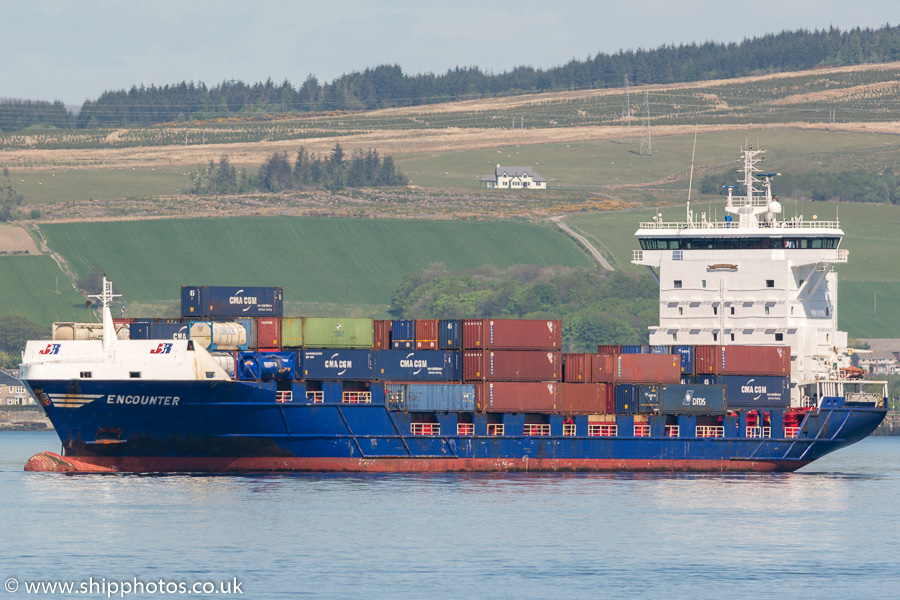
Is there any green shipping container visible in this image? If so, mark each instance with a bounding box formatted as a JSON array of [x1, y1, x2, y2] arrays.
[[281, 317, 303, 348], [302, 317, 374, 349]]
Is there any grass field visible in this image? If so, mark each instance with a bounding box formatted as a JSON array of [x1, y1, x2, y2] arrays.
[[38, 217, 594, 318], [12, 167, 192, 204], [0, 256, 92, 325]]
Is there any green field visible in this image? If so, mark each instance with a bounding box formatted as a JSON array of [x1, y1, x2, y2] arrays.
[[13, 167, 191, 204], [0, 255, 92, 325], [38, 217, 593, 318]]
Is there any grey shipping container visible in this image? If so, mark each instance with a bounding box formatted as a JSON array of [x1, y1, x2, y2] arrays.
[[659, 384, 727, 414], [385, 383, 475, 412], [181, 286, 283, 318]]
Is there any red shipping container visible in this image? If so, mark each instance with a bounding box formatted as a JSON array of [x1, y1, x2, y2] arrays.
[[256, 317, 282, 349], [695, 345, 790, 376], [593, 353, 616, 383], [415, 319, 439, 349], [616, 353, 680, 383], [597, 345, 619, 355], [563, 353, 593, 383], [463, 350, 561, 382], [558, 383, 613, 414], [462, 318, 562, 350], [374, 320, 391, 350], [475, 381, 559, 413]]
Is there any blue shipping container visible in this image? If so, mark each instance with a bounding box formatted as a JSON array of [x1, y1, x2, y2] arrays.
[[130, 322, 150, 339], [659, 384, 727, 414], [181, 286, 283, 318], [300, 349, 373, 380], [718, 375, 790, 409], [148, 322, 190, 340], [235, 317, 257, 350], [375, 350, 461, 381], [391, 320, 414, 349], [236, 351, 296, 381], [672, 346, 694, 374], [438, 319, 461, 349], [620, 345, 650, 354], [615, 384, 639, 414], [385, 383, 475, 412], [650, 345, 669, 355]]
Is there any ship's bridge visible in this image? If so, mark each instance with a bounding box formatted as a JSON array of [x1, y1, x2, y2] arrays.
[[633, 219, 847, 265]]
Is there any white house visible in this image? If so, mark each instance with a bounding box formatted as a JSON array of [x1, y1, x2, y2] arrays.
[[480, 165, 547, 189]]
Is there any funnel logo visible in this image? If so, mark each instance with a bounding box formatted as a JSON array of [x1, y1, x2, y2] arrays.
[[39, 343, 60, 355], [150, 343, 173, 354]]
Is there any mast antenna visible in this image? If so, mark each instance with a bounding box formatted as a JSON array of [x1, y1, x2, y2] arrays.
[[686, 126, 698, 223]]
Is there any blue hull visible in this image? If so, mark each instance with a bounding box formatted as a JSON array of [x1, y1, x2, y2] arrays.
[[25, 379, 886, 473]]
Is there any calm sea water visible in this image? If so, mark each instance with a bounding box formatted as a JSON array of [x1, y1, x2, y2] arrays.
[[1, 431, 899, 599]]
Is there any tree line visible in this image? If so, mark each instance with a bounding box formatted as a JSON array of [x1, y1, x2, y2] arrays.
[[4, 25, 900, 131], [188, 143, 408, 195], [700, 168, 900, 204], [389, 264, 658, 352]]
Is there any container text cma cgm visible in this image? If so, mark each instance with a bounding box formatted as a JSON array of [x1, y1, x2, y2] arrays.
[[20, 147, 887, 473]]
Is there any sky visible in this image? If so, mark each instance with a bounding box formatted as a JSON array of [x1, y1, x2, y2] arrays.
[[4, 0, 900, 106]]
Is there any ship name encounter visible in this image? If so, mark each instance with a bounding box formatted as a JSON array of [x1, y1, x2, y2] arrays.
[[107, 395, 180, 406]]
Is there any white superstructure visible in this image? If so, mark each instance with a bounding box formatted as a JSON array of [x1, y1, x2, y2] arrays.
[[633, 147, 853, 406]]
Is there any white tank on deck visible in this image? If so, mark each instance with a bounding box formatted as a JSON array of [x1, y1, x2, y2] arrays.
[[189, 321, 247, 351], [53, 322, 129, 341]]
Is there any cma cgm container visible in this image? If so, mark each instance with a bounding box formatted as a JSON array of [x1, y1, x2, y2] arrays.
[[385, 383, 475, 412], [694, 345, 790, 376], [257, 317, 282, 349], [303, 317, 374, 349], [475, 381, 559, 413], [463, 350, 561, 382], [145, 322, 190, 340], [414, 319, 439, 350], [281, 318, 302, 348], [616, 354, 680, 384], [659, 384, 727, 414], [703, 375, 790, 409], [300, 349, 373, 380], [391, 320, 414, 349], [374, 350, 461, 381], [438, 319, 461, 349], [181, 286, 283, 318], [462, 319, 561, 350], [236, 351, 295, 381], [558, 383, 613, 413]]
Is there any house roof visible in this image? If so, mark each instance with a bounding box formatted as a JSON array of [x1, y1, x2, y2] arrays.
[[496, 165, 546, 182], [482, 165, 546, 182], [0, 371, 22, 386]]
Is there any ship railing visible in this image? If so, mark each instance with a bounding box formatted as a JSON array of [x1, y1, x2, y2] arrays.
[[524, 423, 550, 436], [342, 391, 372, 404], [562, 423, 576, 437], [588, 423, 617, 437], [637, 220, 841, 231], [665, 425, 679, 437], [457, 423, 474, 436], [784, 426, 800, 438], [634, 423, 650, 437], [696, 425, 724, 438], [306, 391, 324, 403], [411, 422, 440, 436], [275, 390, 292, 403], [487, 423, 504, 436], [746, 426, 772, 438]]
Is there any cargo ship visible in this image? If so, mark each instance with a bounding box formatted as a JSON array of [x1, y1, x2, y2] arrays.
[[21, 147, 887, 473]]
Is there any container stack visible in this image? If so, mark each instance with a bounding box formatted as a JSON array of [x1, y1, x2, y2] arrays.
[[96, 284, 792, 416]]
